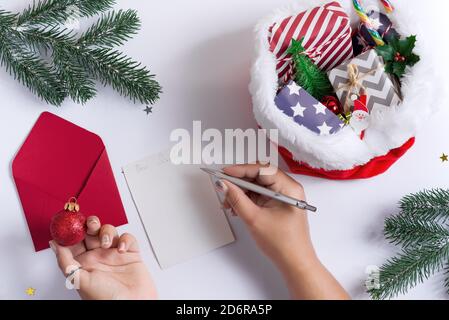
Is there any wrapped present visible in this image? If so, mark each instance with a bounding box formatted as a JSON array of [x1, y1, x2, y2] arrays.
[[268, 1, 354, 83], [274, 81, 345, 136], [352, 10, 400, 56], [327, 49, 402, 114], [251, 0, 435, 181]]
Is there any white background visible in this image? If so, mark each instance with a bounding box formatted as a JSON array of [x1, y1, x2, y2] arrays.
[[1, 0, 448, 300]]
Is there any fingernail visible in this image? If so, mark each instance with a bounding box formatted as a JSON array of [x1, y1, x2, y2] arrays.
[[49, 241, 56, 253], [118, 242, 126, 253], [88, 218, 98, 225], [215, 180, 228, 194], [101, 235, 110, 247]]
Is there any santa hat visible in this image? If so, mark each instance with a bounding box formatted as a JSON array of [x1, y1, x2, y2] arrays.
[[353, 94, 368, 113]]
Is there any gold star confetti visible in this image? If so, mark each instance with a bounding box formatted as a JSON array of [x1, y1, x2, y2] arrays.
[[25, 287, 36, 296], [441, 154, 449, 162]]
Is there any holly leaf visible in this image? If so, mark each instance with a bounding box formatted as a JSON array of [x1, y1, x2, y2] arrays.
[[384, 62, 394, 75], [376, 44, 395, 61], [388, 35, 400, 52], [407, 53, 421, 67], [398, 35, 417, 57], [384, 32, 397, 44], [393, 62, 407, 78]]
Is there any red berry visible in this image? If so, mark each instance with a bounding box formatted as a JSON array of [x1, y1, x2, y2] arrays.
[[50, 210, 87, 246], [394, 52, 406, 63]]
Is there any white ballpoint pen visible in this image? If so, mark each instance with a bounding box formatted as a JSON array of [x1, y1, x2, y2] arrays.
[[201, 168, 317, 213]]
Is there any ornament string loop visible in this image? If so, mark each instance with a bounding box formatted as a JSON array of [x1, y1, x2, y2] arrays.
[[64, 197, 80, 212], [68, 197, 77, 204]]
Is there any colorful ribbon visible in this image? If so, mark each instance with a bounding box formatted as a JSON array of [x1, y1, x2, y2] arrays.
[[380, 0, 394, 14]]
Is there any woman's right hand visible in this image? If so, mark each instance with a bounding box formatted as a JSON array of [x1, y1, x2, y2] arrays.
[[217, 164, 349, 300], [217, 164, 316, 272]]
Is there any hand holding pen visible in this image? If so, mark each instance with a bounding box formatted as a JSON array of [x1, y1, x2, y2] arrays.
[[202, 168, 316, 212], [209, 164, 348, 300], [212, 164, 314, 264]]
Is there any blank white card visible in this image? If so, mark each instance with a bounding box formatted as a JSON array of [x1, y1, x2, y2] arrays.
[[123, 151, 235, 269]]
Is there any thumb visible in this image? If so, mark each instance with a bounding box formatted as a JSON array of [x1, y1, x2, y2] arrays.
[[49, 240, 81, 276], [220, 180, 260, 225]]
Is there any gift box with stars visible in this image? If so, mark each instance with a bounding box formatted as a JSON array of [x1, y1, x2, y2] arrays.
[[250, 0, 436, 180], [275, 81, 344, 136]]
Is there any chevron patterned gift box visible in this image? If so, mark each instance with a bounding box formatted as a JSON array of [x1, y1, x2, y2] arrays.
[[327, 49, 402, 114]]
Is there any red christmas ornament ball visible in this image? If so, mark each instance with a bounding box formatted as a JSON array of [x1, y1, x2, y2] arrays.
[[321, 96, 343, 115], [50, 199, 87, 246]]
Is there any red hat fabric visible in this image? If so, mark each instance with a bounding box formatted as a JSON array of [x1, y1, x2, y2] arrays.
[[354, 95, 369, 113]]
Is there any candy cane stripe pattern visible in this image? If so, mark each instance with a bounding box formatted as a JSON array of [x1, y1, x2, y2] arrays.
[[352, 0, 385, 46], [380, 0, 394, 14], [268, 2, 354, 80]]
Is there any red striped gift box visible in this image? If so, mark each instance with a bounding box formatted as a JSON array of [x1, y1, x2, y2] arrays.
[[268, 1, 353, 83]]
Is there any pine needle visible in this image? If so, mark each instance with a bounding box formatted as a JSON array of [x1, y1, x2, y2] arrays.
[[78, 48, 161, 105], [0, 0, 161, 106], [78, 9, 140, 48], [400, 189, 449, 222], [17, 0, 115, 27], [370, 189, 449, 300], [369, 242, 449, 300], [385, 214, 449, 249], [0, 30, 65, 105], [287, 38, 333, 101], [52, 44, 97, 104]]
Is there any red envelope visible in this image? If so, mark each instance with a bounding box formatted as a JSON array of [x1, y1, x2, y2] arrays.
[[12, 112, 128, 252]]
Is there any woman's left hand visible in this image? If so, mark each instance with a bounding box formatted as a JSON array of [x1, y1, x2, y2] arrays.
[[50, 216, 157, 300]]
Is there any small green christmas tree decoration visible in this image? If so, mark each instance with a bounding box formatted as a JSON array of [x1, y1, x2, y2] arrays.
[[368, 189, 449, 300], [376, 35, 420, 78], [286, 38, 333, 101], [0, 0, 161, 106]]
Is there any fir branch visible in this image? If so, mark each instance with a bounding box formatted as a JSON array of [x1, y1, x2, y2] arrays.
[[78, 9, 140, 48], [400, 189, 449, 222], [52, 44, 96, 103], [11, 25, 161, 105], [17, 0, 115, 27], [0, 10, 18, 27], [18, 26, 75, 52], [0, 31, 65, 105], [385, 214, 449, 249], [445, 266, 449, 295], [8, 26, 96, 103], [369, 241, 449, 300], [1, 2, 161, 106], [77, 47, 162, 104]]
